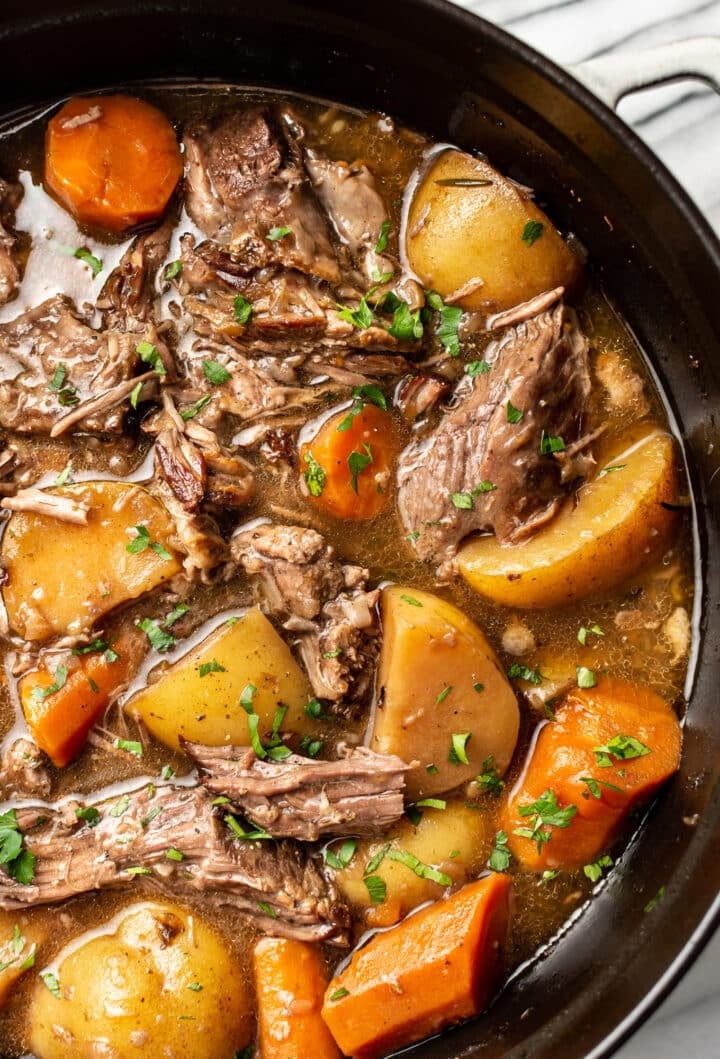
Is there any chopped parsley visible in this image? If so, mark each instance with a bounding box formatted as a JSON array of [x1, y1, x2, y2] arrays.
[[164, 259, 183, 280], [426, 763, 439, 775], [161, 765, 175, 781], [540, 431, 565, 455], [540, 869, 561, 884], [130, 381, 143, 409], [584, 854, 613, 882], [415, 798, 446, 810], [0, 810, 36, 885], [39, 970, 61, 998], [579, 776, 624, 800], [364, 844, 390, 876], [578, 623, 604, 646], [507, 663, 543, 685], [166, 847, 184, 862], [125, 866, 152, 876], [74, 806, 101, 828], [375, 220, 391, 254], [436, 685, 453, 704], [473, 682, 485, 694], [521, 220, 544, 247], [188, 981, 204, 991], [180, 395, 212, 421], [388, 300, 423, 341], [426, 290, 462, 356], [576, 666, 597, 689], [125, 524, 172, 560], [644, 885, 665, 912], [337, 384, 388, 432], [137, 618, 176, 653], [55, 461, 73, 486], [325, 838, 357, 870], [400, 594, 422, 607], [476, 756, 505, 796], [224, 815, 271, 841], [266, 226, 292, 241], [387, 849, 452, 887], [303, 451, 326, 497], [49, 364, 67, 391], [465, 359, 491, 376], [489, 829, 511, 872], [136, 340, 166, 377], [164, 604, 189, 627], [141, 806, 163, 829], [364, 874, 386, 904], [593, 734, 651, 768], [329, 987, 349, 1002], [450, 491, 473, 510], [506, 400, 523, 424], [336, 294, 374, 330], [304, 698, 323, 719], [598, 463, 626, 478], [257, 902, 277, 919], [449, 731, 471, 765], [299, 735, 323, 758], [74, 247, 102, 275], [514, 789, 577, 854], [202, 359, 231, 385], [109, 795, 130, 818], [30, 665, 68, 704], [198, 659, 226, 677], [233, 294, 253, 324], [115, 739, 143, 758], [348, 444, 373, 493]]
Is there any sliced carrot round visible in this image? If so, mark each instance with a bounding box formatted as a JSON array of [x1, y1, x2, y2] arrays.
[[45, 94, 182, 233]]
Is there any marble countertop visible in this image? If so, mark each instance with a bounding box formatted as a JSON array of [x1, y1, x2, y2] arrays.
[[452, 1, 720, 1056]]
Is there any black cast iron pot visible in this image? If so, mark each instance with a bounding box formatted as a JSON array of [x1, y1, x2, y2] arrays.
[[1, 2, 719, 1056]]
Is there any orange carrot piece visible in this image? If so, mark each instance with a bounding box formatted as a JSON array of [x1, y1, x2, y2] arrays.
[[321, 873, 511, 1059], [45, 95, 182, 233], [299, 403, 398, 520], [501, 678, 682, 871], [18, 629, 142, 767], [253, 937, 342, 1059]]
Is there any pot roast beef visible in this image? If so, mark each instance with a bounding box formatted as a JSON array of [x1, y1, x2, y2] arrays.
[[183, 742, 410, 841], [0, 783, 348, 942], [396, 302, 592, 569]]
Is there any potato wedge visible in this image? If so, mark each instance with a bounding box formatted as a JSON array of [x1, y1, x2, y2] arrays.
[[369, 586, 519, 798], [29, 902, 252, 1058], [405, 148, 581, 313], [126, 608, 314, 751], [332, 801, 489, 928], [458, 428, 680, 609], [2, 481, 181, 641]]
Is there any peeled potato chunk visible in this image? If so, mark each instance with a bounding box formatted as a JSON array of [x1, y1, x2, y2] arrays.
[[28, 902, 252, 1059], [369, 586, 519, 799], [127, 607, 315, 751], [405, 148, 581, 313], [333, 801, 489, 928], [2, 481, 181, 641], [458, 428, 680, 609]]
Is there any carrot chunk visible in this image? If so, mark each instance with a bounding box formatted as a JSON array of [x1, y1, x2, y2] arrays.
[[299, 402, 398, 520], [501, 678, 682, 871], [253, 937, 342, 1059], [321, 873, 511, 1058], [19, 628, 142, 767], [45, 95, 182, 233]]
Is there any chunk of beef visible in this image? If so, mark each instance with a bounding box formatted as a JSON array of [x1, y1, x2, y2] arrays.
[[0, 738, 51, 799], [2, 784, 348, 942], [395, 373, 449, 422], [397, 303, 592, 569], [305, 150, 393, 282], [184, 108, 339, 283], [98, 217, 173, 330], [232, 523, 379, 702], [0, 179, 21, 307], [184, 742, 410, 841], [0, 296, 139, 435]]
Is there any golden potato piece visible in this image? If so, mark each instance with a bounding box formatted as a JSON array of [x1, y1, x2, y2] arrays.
[[369, 586, 519, 799], [405, 148, 581, 313], [458, 428, 680, 609], [127, 607, 315, 751], [2, 481, 181, 641], [333, 801, 489, 928], [29, 902, 252, 1058]]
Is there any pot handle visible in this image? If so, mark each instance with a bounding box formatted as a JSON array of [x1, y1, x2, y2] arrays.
[[567, 36, 720, 109]]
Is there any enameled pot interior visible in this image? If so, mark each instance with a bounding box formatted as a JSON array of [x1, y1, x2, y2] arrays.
[[1, 1, 720, 1056]]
